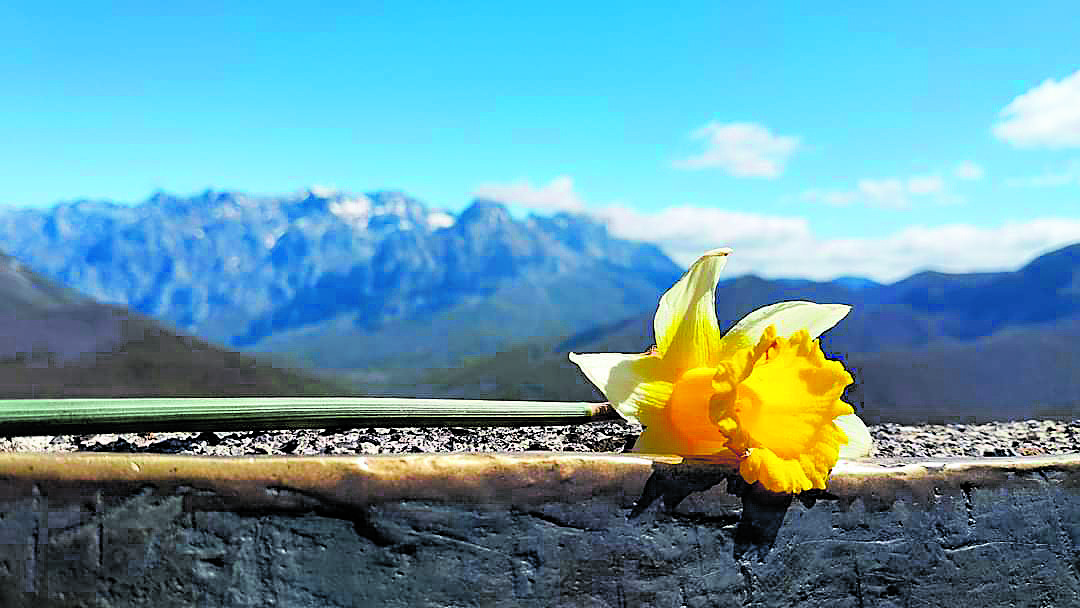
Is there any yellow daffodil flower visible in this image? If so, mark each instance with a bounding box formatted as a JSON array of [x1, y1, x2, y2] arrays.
[[570, 248, 872, 494]]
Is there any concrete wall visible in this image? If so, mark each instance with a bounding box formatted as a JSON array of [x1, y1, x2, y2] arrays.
[[0, 452, 1078, 607]]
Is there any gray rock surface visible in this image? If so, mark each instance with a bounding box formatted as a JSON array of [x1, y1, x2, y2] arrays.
[[0, 452, 1078, 607], [4, 415, 1079, 605]]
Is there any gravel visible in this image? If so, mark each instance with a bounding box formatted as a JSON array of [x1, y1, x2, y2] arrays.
[[1, 419, 1079, 458]]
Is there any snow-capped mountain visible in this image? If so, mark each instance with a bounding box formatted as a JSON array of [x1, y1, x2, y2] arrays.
[[0, 189, 683, 374]]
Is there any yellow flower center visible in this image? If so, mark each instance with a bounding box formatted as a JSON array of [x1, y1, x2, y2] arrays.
[[737, 328, 855, 492], [666, 325, 856, 493], [667, 367, 722, 442]]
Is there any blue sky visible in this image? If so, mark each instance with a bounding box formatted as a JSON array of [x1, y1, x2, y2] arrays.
[[3, 2, 1080, 281]]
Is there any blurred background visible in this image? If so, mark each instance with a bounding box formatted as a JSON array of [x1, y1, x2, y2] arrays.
[[2, 2, 1080, 423]]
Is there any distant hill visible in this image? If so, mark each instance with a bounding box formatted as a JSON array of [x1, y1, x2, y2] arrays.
[[0, 190, 683, 378], [416, 242, 1080, 423], [844, 318, 1080, 423], [0, 250, 352, 398], [0, 250, 90, 313]]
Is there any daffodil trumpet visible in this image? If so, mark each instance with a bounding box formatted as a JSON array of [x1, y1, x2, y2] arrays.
[[570, 248, 872, 494]]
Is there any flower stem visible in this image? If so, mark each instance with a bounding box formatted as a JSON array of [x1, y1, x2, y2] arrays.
[[0, 397, 619, 436]]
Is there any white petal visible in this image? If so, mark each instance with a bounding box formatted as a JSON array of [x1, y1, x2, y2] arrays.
[[653, 248, 732, 370], [723, 300, 850, 349], [568, 352, 672, 424], [836, 414, 873, 459]]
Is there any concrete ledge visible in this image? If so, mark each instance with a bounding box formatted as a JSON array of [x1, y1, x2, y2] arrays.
[[1, 452, 1079, 607]]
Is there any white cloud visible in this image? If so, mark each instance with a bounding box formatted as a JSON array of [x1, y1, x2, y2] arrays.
[[673, 121, 799, 178], [856, 178, 908, 208], [596, 205, 811, 270], [992, 68, 1080, 148], [470, 174, 1080, 282], [1005, 158, 1080, 187], [309, 184, 340, 197], [595, 204, 1080, 283], [954, 161, 985, 181], [904, 175, 945, 195], [471, 175, 585, 212], [800, 174, 946, 209]]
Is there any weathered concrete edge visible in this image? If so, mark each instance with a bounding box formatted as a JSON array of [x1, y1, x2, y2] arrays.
[[1, 452, 1078, 511]]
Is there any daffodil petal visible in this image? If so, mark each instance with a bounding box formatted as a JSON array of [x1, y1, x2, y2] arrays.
[[568, 352, 673, 424], [721, 301, 850, 353], [836, 413, 873, 459], [653, 248, 732, 372], [740, 447, 816, 494], [633, 416, 732, 457]]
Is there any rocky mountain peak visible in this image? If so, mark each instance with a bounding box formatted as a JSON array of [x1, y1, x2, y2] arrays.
[[457, 199, 513, 227], [146, 188, 238, 212], [0, 188, 684, 349]]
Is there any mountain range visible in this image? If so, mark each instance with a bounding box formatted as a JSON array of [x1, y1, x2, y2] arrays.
[[3, 188, 1080, 423], [0, 189, 682, 380]]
